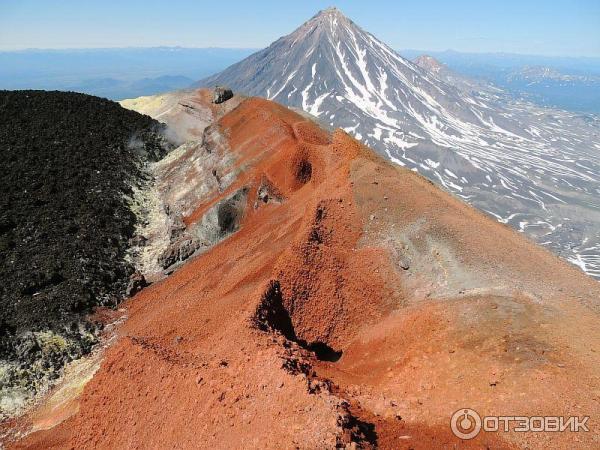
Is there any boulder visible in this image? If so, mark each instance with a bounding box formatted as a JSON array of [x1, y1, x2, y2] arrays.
[[126, 271, 148, 297], [213, 86, 233, 104]]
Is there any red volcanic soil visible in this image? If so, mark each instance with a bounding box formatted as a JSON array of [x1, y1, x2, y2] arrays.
[[9, 96, 600, 449]]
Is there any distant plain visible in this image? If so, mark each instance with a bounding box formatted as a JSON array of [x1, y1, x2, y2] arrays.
[[2, 47, 600, 114]]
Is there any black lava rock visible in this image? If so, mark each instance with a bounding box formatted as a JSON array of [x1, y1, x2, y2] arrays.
[[213, 86, 233, 104], [0, 91, 171, 394], [126, 271, 148, 297]]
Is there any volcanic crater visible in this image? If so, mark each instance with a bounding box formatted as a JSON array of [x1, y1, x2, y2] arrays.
[[2, 90, 599, 449]]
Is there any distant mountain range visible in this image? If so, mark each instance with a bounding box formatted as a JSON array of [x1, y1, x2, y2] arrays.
[[402, 50, 600, 114], [47, 75, 195, 100], [500, 66, 600, 113], [200, 7, 600, 280], [509, 65, 600, 83], [0, 47, 256, 100], [3, 46, 599, 110]]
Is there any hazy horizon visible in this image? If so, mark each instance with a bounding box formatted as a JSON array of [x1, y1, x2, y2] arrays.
[[1, 1, 599, 57], [3, 46, 600, 63]]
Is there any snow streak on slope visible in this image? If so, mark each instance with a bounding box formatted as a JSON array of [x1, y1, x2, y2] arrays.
[[201, 8, 600, 280]]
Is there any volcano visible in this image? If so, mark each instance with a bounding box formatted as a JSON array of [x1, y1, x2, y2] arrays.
[[2, 8, 600, 450], [3, 87, 598, 449], [201, 8, 600, 281]]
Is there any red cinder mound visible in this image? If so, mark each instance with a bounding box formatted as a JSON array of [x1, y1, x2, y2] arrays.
[[9, 96, 600, 449]]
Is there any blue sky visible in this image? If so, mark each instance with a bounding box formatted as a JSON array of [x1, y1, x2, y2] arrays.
[[1, 0, 599, 56]]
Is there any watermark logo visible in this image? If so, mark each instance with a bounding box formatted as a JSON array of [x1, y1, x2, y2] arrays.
[[451, 408, 482, 439], [450, 408, 590, 439]]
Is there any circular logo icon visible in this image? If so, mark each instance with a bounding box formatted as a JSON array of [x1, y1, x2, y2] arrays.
[[451, 408, 482, 439]]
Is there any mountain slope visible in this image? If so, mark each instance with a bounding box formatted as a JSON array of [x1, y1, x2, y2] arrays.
[[11, 92, 600, 449], [0, 91, 171, 419], [413, 54, 501, 95], [201, 8, 600, 280]]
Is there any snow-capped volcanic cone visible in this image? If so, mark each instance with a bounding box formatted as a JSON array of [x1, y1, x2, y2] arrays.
[[201, 8, 600, 280], [201, 7, 487, 139]]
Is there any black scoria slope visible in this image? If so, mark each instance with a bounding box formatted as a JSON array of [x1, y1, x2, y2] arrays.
[[0, 90, 170, 403]]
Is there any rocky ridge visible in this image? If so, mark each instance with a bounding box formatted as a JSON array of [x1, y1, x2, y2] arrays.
[[7, 91, 600, 449]]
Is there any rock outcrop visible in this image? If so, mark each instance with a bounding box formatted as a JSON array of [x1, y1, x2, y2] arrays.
[[213, 86, 233, 104]]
